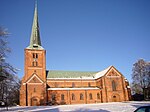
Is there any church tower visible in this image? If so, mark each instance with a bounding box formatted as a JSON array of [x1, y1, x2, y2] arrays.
[[20, 3, 47, 106]]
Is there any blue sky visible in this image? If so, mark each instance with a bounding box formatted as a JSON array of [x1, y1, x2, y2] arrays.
[[0, 0, 150, 82]]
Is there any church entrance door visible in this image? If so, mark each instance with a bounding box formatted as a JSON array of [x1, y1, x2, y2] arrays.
[[31, 97, 38, 106]]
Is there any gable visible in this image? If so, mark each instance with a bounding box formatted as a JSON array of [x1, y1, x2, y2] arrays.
[[26, 74, 44, 83], [105, 67, 122, 77], [94, 66, 112, 79]]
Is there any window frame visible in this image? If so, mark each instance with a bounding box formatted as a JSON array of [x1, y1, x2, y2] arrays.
[[112, 80, 117, 91], [97, 93, 100, 99], [80, 93, 84, 100], [72, 93, 75, 100], [89, 93, 93, 100], [61, 94, 65, 101]]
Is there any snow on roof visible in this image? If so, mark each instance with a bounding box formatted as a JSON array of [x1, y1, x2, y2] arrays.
[[94, 66, 112, 79], [47, 87, 100, 91], [127, 86, 130, 88]]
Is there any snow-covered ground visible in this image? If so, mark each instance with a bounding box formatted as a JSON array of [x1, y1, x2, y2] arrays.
[[1, 101, 150, 112]]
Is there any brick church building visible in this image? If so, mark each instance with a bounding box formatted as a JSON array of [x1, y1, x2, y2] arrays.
[[20, 4, 131, 106]]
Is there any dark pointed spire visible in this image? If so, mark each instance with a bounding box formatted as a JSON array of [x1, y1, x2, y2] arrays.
[[28, 1, 43, 49]]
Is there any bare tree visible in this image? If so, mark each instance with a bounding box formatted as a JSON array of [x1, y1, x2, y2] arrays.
[[132, 59, 150, 100], [0, 27, 20, 106]]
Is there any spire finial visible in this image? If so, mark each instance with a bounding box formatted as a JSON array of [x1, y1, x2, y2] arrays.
[[28, 1, 43, 49], [35, 0, 37, 9]]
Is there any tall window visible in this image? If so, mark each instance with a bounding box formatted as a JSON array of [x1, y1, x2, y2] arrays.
[[97, 93, 100, 99], [52, 94, 56, 101], [61, 94, 64, 101], [80, 93, 84, 100], [89, 93, 92, 100], [34, 88, 36, 92], [72, 93, 75, 100], [112, 80, 116, 91]]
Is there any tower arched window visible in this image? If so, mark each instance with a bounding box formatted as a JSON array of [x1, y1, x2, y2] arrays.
[[89, 93, 93, 100], [32, 53, 38, 67], [32, 61, 38, 67], [80, 93, 84, 100], [33, 53, 38, 59], [72, 93, 75, 100], [112, 80, 116, 91], [35, 61, 38, 66]]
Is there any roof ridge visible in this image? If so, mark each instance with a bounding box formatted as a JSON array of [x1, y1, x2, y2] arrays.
[[48, 70, 97, 72]]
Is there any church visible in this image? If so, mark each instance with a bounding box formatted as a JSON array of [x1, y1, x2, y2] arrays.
[[20, 4, 131, 106]]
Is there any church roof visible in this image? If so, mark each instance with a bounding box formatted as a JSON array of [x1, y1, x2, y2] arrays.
[[27, 2, 44, 50], [46, 70, 97, 79], [46, 66, 112, 79]]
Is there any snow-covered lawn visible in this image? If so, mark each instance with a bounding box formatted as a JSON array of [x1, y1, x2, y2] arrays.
[[1, 101, 150, 112]]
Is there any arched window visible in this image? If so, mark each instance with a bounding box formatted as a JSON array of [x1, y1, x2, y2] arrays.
[[35, 61, 38, 66], [36, 53, 38, 59], [80, 93, 84, 100], [33, 53, 38, 59], [112, 80, 116, 91], [72, 82, 75, 88], [52, 94, 56, 101], [97, 93, 100, 99], [89, 93, 92, 100], [72, 93, 75, 100], [32, 61, 38, 67], [88, 82, 91, 87], [61, 94, 64, 101]]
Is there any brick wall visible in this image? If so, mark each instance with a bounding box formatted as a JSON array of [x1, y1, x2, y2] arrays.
[[47, 89, 102, 105]]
